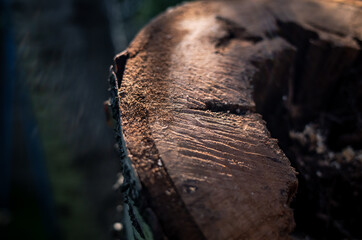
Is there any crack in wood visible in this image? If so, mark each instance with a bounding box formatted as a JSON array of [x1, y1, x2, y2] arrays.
[[213, 16, 263, 48], [192, 99, 255, 115], [108, 0, 362, 239]]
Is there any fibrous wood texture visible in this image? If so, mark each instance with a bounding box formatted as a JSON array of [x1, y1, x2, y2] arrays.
[[110, 0, 362, 239]]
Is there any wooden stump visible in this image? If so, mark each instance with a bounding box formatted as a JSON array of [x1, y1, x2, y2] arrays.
[[109, 0, 362, 239]]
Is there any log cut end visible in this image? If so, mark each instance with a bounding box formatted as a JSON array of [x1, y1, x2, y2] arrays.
[[108, 0, 362, 239]]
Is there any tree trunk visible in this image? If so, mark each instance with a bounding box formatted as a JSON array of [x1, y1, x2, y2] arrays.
[[109, 0, 362, 239]]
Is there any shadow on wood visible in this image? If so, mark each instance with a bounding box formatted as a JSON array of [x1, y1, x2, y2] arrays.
[[109, 0, 362, 239]]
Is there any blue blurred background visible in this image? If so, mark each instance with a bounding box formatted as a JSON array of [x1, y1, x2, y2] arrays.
[[0, 0, 182, 239]]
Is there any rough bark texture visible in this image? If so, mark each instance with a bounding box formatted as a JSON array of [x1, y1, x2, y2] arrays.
[[110, 0, 362, 239]]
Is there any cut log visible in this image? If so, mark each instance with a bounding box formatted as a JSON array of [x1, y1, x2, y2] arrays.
[[109, 0, 362, 239]]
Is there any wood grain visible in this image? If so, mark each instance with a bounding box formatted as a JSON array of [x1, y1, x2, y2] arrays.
[[110, 0, 362, 239]]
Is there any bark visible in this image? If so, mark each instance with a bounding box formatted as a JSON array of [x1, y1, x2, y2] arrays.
[[109, 0, 362, 239]]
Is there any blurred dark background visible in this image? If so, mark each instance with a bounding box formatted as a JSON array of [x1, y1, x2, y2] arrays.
[[2, 0, 362, 239], [0, 0, 182, 239]]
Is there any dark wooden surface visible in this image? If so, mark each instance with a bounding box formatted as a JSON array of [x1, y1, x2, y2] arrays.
[[112, 0, 362, 239]]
